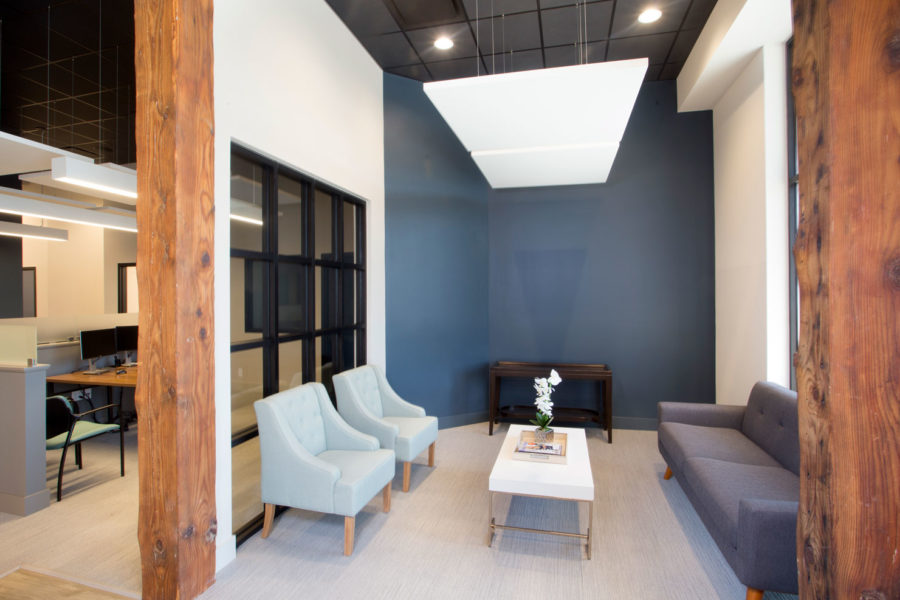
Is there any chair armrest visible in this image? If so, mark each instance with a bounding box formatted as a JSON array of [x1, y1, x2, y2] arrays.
[[255, 400, 340, 513], [658, 401, 745, 429], [736, 498, 799, 590], [373, 366, 426, 418], [73, 403, 120, 420], [315, 385, 379, 451], [334, 375, 399, 449]]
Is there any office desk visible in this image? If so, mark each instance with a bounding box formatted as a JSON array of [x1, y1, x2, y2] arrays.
[[46, 367, 137, 475], [489, 361, 613, 443]]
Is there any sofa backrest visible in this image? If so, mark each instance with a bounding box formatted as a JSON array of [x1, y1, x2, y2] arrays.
[[336, 365, 384, 418], [741, 381, 800, 475], [262, 385, 328, 456]]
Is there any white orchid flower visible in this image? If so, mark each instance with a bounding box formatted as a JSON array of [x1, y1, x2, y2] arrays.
[[548, 369, 562, 386]]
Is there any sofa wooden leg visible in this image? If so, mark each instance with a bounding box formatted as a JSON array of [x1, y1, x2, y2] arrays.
[[745, 587, 764, 600], [664, 466, 673, 480], [383, 483, 391, 513], [261, 503, 275, 539], [428, 442, 435, 467], [403, 461, 411, 492], [344, 516, 355, 556]]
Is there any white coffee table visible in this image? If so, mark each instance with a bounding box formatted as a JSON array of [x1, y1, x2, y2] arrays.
[[487, 424, 594, 558]]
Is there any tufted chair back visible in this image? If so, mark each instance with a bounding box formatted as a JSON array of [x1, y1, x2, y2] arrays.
[[340, 366, 384, 418], [741, 381, 799, 475], [265, 385, 327, 456]]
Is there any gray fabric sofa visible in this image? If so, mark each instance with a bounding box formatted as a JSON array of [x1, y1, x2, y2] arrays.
[[658, 381, 799, 599]]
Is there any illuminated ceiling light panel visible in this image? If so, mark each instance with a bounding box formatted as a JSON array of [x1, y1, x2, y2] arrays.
[[50, 156, 137, 200], [638, 8, 662, 23], [423, 58, 647, 188], [0, 187, 138, 232], [230, 198, 263, 226], [0, 221, 68, 242]]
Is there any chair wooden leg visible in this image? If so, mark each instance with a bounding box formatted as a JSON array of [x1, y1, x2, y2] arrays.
[[664, 466, 673, 480], [261, 503, 275, 539], [75, 443, 83, 469], [344, 516, 355, 556], [746, 587, 764, 600], [403, 461, 411, 492], [428, 442, 435, 467], [383, 483, 391, 513]]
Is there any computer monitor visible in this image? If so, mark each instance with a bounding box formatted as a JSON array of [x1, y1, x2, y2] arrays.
[[115, 325, 138, 353], [80, 328, 117, 371]]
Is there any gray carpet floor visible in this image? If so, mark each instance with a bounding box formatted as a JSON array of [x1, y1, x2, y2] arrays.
[[0, 421, 799, 599]]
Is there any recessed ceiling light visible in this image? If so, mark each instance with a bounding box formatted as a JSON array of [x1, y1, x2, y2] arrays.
[[434, 37, 454, 50], [638, 8, 662, 23]]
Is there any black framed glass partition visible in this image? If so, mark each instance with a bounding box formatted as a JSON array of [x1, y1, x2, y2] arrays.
[[229, 144, 367, 541]]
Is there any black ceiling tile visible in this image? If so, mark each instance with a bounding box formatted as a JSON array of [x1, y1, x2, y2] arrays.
[[644, 63, 663, 81], [425, 57, 484, 80], [683, 0, 717, 29], [668, 28, 699, 63], [540, 0, 610, 8], [659, 62, 683, 80], [482, 48, 544, 73], [362, 32, 421, 67], [540, 2, 612, 47], [610, 0, 691, 39], [607, 32, 677, 64], [407, 23, 479, 60], [324, 0, 400, 36], [461, 0, 537, 19], [386, 64, 433, 82], [474, 11, 542, 53], [543, 40, 607, 67]]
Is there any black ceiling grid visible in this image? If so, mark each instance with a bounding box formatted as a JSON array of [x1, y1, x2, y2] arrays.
[[326, 0, 718, 83]]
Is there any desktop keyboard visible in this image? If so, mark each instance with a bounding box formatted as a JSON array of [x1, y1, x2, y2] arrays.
[[83, 368, 111, 375]]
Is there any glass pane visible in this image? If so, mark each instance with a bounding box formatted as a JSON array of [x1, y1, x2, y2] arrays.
[[343, 201, 356, 262], [231, 258, 265, 344], [315, 189, 334, 260], [341, 331, 356, 371], [316, 266, 339, 330], [278, 262, 306, 334], [342, 268, 355, 326], [315, 334, 337, 400], [232, 437, 262, 534], [278, 175, 303, 256], [278, 339, 304, 391], [230, 154, 264, 252], [231, 347, 263, 436]]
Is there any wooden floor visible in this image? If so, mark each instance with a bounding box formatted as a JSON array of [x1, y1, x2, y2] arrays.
[[0, 569, 134, 599]]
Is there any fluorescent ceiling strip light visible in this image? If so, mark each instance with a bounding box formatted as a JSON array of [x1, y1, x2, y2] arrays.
[[0, 221, 68, 242], [230, 214, 263, 226], [0, 187, 137, 232], [51, 156, 137, 199]]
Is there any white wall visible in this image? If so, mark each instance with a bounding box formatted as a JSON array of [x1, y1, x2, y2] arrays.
[[711, 45, 789, 405], [213, 0, 385, 569]]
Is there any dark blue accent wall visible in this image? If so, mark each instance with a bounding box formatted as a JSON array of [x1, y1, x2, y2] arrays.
[[489, 81, 715, 427], [383, 73, 491, 425], [384, 76, 714, 428]]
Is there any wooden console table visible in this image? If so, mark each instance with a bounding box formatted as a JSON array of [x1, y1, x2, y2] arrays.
[[488, 361, 613, 443]]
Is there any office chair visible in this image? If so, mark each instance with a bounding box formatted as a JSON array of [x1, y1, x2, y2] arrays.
[[46, 395, 124, 501]]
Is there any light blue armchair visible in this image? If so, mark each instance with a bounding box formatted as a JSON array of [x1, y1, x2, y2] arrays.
[[334, 365, 437, 492], [254, 382, 394, 555]]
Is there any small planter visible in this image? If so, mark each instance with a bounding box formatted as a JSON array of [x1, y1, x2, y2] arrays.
[[534, 427, 554, 443]]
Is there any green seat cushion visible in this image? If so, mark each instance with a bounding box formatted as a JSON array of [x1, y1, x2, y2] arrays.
[[47, 421, 119, 450]]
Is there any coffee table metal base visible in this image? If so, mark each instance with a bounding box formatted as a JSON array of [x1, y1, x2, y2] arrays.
[[487, 491, 593, 559]]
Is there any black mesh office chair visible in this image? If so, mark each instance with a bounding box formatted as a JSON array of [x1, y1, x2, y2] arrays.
[[46, 395, 124, 501]]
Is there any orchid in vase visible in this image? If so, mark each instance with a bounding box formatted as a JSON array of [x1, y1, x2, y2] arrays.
[[530, 369, 562, 441]]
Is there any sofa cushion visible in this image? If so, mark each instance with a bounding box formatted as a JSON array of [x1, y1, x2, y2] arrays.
[[741, 382, 800, 475], [383, 416, 437, 463], [683, 457, 799, 549], [658, 422, 783, 473]]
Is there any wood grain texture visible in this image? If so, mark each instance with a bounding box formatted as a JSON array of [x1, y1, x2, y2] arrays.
[[0, 569, 135, 600], [792, 1, 900, 598], [134, 0, 216, 597]]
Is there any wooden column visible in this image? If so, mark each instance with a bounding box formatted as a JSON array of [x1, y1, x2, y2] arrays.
[[134, 0, 216, 597], [792, 1, 900, 598]]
